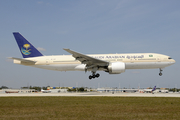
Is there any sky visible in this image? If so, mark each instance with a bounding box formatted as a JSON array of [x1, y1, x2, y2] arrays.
[[0, 0, 180, 89]]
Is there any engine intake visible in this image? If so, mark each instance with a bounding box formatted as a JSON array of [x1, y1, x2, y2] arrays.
[[108, 62, 125, 74]]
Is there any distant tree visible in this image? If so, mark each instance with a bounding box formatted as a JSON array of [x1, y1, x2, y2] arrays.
[[61, 87, 68, 89], [42, 86, 47, 90], [22, 86, 41, 91], [1, 86, 8, 89], [67, 87, 87, 92], [78, 87, 85, 92], [31, 86, 41, 91], [21, 87, 28, 89], [67, 88, 76, 92], [169, 88, 179, 92]]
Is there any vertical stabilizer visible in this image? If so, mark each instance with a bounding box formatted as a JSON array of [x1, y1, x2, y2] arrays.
[[13, 32, 43, 58], [152, 86, 156, 91]]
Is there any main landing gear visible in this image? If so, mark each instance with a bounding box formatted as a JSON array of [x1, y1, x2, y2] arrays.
[[88, 67, 100, 80], [159, 68, 163, 76], [89, 72, 100, 80]]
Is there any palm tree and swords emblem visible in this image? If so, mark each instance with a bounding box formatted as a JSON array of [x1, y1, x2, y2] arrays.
[[21, 44, 31, 55]]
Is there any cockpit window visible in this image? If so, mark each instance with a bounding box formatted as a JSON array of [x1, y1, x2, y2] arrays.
[[168, 57, 172, 59]]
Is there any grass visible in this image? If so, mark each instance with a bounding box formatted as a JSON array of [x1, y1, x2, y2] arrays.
[[0, 97, 180, 120]]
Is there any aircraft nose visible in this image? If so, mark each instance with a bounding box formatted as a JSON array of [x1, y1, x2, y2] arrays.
[[171, 59, 176, 64], [173, 59, 176, 63]]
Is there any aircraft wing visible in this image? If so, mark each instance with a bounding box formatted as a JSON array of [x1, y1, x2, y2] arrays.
[[9, 57, 36, 63], [63, 49, 109, 67]]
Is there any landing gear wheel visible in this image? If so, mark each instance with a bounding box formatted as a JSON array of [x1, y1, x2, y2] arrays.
[[96, 73, 100, 78], [159, 73, 162, 76], [88, 73, 100, 79]]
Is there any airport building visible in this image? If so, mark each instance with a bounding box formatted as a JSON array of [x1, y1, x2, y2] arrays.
[[49, 89, 68, 93], [97, 88, 170, 93], [0, 89, 35, 93], [0, 87, 172, 94], [97, 88, 139, 93]]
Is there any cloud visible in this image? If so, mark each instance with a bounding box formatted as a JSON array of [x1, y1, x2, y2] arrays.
[[37, 1, 43, 4], [37, 47, 46, 51]]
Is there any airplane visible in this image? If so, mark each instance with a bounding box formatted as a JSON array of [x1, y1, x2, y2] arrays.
[[10, 32, 175, 80], [41, 89, 51, 93], [152, 86, 156, 94]]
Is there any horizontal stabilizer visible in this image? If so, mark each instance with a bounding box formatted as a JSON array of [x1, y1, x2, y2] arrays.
[[9, 57, 36, 64]]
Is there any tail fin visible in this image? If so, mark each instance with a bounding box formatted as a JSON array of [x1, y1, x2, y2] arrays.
[[152, 86, 156, 91], [13, 32, 43, 58]]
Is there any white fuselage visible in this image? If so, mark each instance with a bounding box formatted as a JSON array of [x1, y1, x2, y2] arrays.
[[13, 53, 175, 72]]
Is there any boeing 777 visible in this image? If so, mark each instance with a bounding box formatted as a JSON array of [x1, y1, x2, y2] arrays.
[[10, 32, 175, 79]]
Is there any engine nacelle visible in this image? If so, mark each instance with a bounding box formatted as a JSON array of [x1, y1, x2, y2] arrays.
[[108, 62, 125, 74], [74, 64, 86, 71]]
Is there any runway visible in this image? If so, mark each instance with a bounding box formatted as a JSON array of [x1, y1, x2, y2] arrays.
[[0, 92, 180, 97]]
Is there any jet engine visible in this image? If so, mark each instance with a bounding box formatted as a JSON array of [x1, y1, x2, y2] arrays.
[[108, 62, 125, 74]]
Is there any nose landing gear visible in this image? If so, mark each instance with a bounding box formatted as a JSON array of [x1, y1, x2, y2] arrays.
[[159, 68, 163, 76]]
